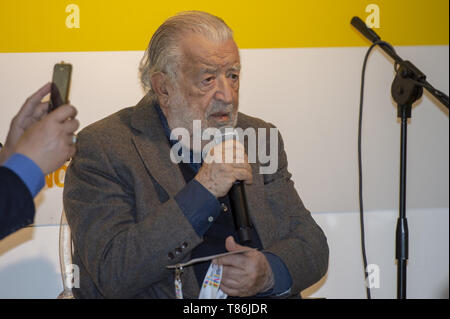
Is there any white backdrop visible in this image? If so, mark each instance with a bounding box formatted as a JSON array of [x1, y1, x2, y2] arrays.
[[0, 45, 448, 298]]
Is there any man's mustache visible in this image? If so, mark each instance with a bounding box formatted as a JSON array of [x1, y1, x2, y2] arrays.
[[206, 102, 234, 117]]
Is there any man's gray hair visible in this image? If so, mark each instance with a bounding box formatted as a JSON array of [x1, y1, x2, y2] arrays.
[[139, 11, 234, 95]]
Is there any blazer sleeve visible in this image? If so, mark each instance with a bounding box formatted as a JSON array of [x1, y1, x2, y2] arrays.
[[63, 128, 203, 298], [0, 167, 35, 240], [262, 126, 329, 296]]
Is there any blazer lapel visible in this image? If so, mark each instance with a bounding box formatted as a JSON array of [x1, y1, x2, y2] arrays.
[[236, 116, 279, 249], [130, 95, 186, 199], [244, 163, 279, 249]]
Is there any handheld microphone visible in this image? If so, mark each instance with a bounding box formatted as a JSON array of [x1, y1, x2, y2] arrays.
[[229, 181, 252, 244], [216, 128, 252, 244]]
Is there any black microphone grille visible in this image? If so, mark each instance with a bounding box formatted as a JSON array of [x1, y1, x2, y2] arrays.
[[351, 16, 381, 43], [351, 16, 365, 29]]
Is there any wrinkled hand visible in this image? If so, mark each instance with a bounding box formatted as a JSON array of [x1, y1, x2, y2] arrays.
[[14, 104, 79, 175], [2, 83, 51, 153], [0, 83, 52, 164], [213, 236, 274, 297], [195, 140, 252, 198]]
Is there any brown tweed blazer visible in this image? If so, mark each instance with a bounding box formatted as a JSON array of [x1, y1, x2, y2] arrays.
[[63, 93, 329, 298]]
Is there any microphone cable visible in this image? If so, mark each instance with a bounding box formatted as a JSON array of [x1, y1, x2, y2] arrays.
[[357, 40, 396, 299]]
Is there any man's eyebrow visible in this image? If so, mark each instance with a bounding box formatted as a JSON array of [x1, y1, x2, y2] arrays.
[[229, 64, 241, 72], [198, 63, 241, 74], [200, 67, 217, 74]]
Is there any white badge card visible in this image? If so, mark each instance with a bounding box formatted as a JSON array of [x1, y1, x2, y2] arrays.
[[198, 263, 227, 299]]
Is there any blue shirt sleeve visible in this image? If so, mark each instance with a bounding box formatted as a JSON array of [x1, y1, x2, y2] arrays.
[[174, 179, 221, 236], [261, 252, 293, 297], [3, 153, 45, 198]]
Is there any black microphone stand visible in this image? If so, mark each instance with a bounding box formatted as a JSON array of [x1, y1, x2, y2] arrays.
[[391, 61, 424, 299], [351, 16, 449, 299]]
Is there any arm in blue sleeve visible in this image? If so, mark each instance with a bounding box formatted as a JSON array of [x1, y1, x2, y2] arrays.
[[3, 153, 45, 198], [174, 179, 221, 236], [257, 252, 293, 298]]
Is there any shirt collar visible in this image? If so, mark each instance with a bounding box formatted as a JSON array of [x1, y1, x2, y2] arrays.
[[154, 103, 177, 146]]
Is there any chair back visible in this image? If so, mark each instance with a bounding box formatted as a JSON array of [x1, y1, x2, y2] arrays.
[[57, 210, 75, 299]]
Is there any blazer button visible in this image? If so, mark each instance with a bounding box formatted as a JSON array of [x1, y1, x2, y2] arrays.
[[181, 242, 188, 249], [168, 252, 175, 260], [175, 248, 182, 255], [221, 203, 228, 213]]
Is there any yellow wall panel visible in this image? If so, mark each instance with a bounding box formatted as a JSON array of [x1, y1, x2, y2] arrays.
[[0, 0, 448, 52]]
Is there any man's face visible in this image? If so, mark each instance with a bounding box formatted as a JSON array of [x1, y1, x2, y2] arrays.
[[163, 33, 240, 143]]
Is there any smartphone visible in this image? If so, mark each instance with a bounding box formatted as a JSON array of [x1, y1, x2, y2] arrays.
[[49, 62, 72, 112]]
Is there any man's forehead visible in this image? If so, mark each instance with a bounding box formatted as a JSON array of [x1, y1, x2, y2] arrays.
[[179, 33, 240, 69], [198, 62, 241, 72]]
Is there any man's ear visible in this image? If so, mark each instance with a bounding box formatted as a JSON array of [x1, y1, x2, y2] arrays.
[[150, 72, 169, 106]]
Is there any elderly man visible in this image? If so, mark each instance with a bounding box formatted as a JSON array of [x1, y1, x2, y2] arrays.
[[63, 11, 328, 299]]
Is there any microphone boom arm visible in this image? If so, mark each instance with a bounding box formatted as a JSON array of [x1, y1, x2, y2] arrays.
[[351, 16, 449, 109]]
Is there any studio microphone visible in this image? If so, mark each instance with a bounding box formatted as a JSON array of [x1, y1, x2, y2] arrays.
[[216, 129, 252, 244], [351, 16, 399, 61], [350, 16, 380, 43]]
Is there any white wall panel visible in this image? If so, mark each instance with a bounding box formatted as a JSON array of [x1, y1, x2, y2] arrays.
[[0, 46, 448, 298]]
